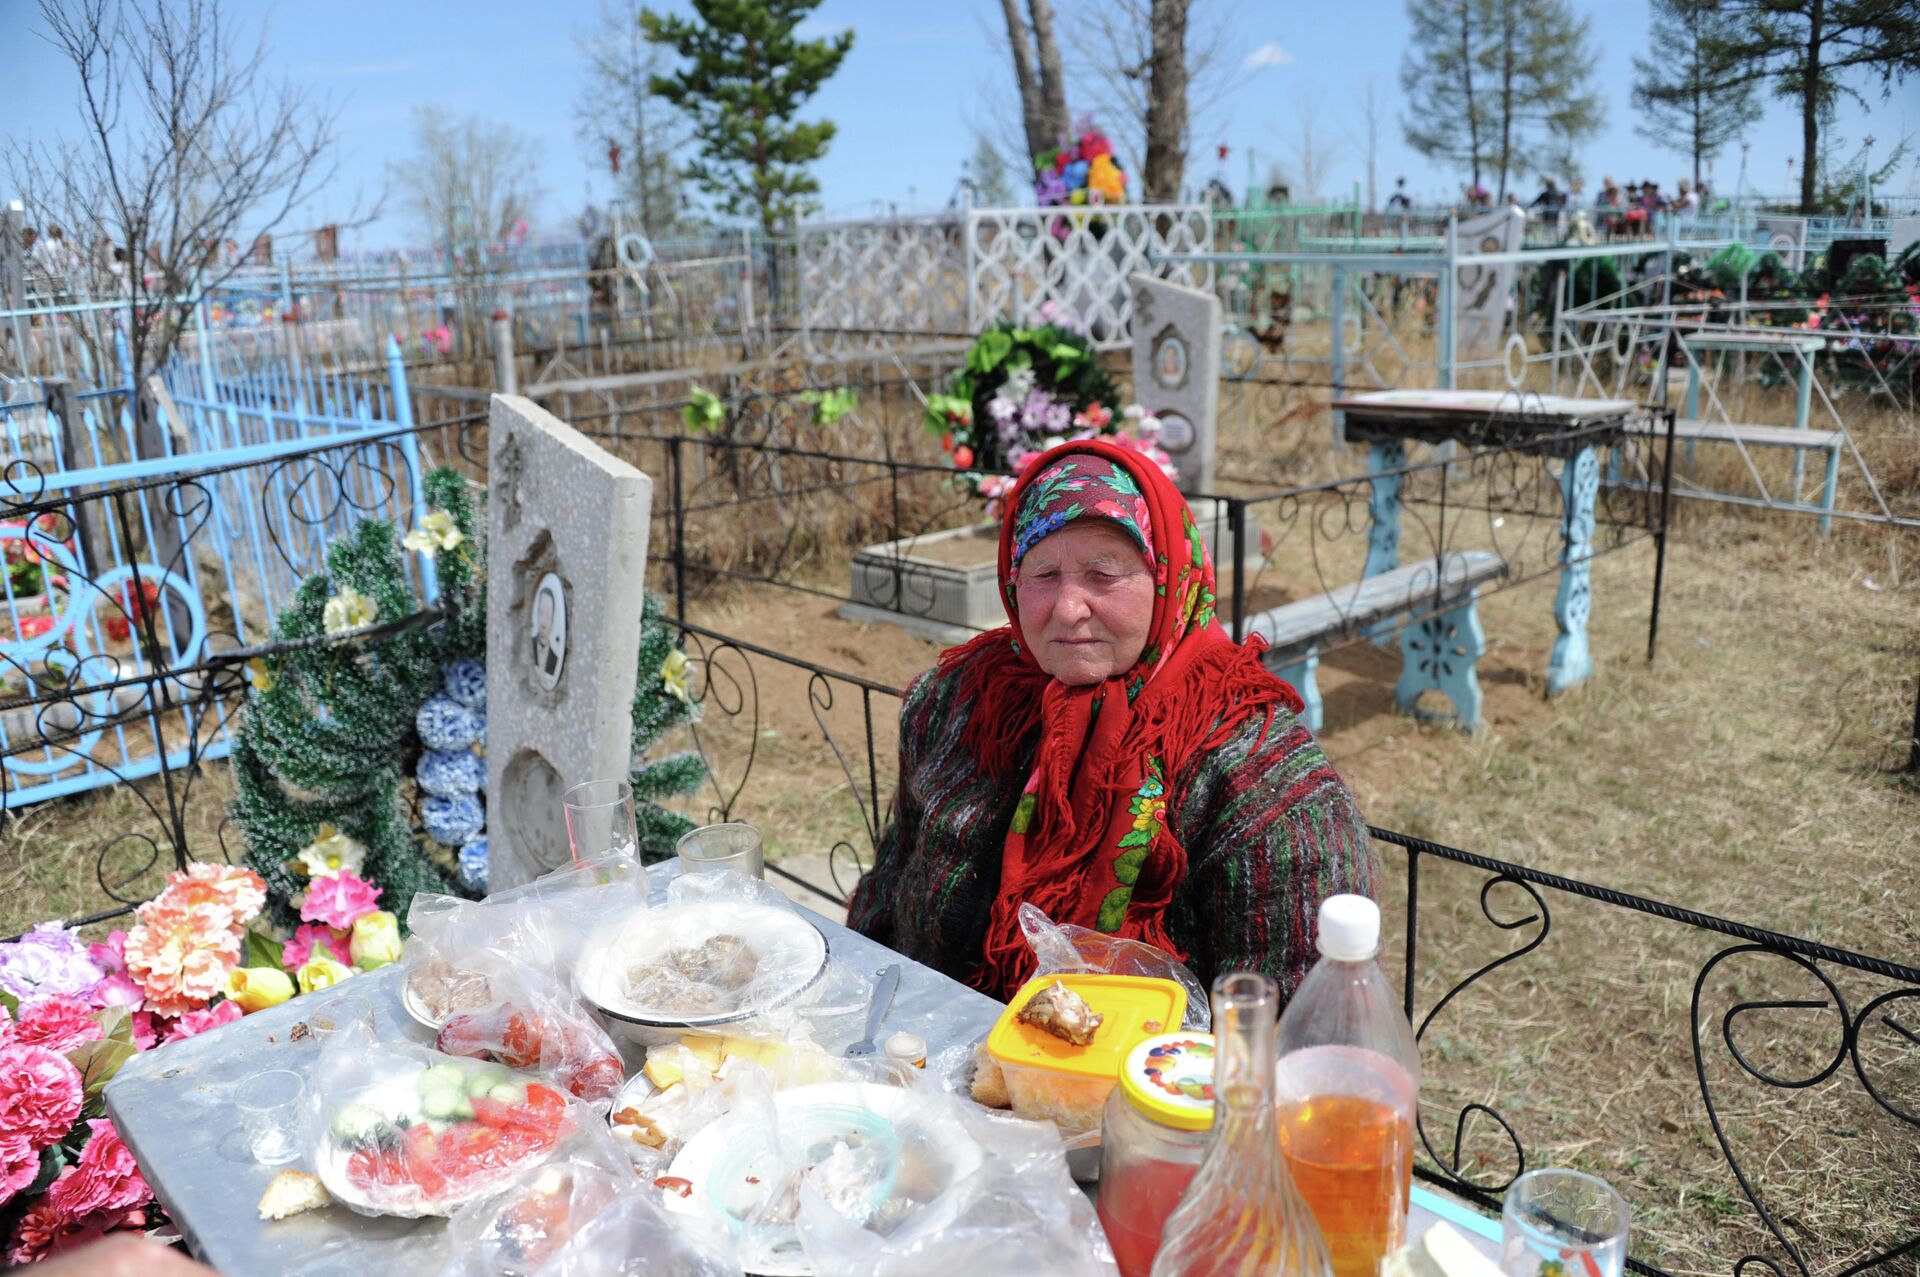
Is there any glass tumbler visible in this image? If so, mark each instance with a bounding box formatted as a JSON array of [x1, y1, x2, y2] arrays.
[[563, 778, 639, 865], [675, 822, 765, 878], [1501, 1169, 1630, 1277], [234, 1069, 307, 1165]]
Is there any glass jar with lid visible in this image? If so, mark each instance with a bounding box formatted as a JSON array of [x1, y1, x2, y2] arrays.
[[1095, 1032, 1216, 1277]]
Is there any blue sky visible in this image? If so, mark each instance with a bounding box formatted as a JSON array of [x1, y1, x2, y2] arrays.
[[3, 0, 1914, 252]]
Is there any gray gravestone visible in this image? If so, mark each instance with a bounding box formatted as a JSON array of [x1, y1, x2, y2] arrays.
[[1129, 273, 1220, 494], [486, 394, 654, 889]]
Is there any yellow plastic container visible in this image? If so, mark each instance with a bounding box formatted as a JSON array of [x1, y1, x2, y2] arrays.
[[987, 974, 1189, 1134]]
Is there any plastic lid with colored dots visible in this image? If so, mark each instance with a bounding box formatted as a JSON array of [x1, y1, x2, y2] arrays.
[[1117, 1033, 1217, 1131]]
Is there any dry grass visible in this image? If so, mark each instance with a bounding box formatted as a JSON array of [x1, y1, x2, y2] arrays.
[[4, 336, 1916, 1272]]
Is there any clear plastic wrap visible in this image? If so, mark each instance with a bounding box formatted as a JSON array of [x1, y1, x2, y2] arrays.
[[309, 1022, 585, 1218], [440, 1129, 742, 1277], [792, 1088, 1120, 1277], [434, 968, 628, 1104], [1018, 903, 1210, 1031], [575, 871, 832, 1040], [403, 850, 649, 1028]]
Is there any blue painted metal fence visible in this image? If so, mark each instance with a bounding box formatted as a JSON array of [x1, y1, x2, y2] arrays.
[[1, 338, 430, 808]]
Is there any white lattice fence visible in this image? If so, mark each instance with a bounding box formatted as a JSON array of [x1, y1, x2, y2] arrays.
[[796, 215, 969, 340], [965, 205, 1213, 348]]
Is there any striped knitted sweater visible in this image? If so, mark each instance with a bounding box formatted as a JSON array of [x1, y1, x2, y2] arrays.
[[848, 656, 1378, 1002]]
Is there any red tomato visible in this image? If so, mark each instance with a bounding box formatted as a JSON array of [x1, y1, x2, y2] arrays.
[[470, 1097, 515, 1130], [952, 446, 975, 469]]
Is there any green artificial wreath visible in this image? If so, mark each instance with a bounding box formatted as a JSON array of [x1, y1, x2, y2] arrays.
[[924, 319, 1121, 489]]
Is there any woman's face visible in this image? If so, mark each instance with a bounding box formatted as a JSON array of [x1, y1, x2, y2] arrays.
[[1016, 522, 1155, 686]]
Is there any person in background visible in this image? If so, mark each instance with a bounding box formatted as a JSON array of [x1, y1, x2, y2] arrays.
[[1595, 176, 1623, 237], [851, 441, 1375, 1000], [1673, 178, 1701, 220], [1386, 177, 1413, 212], [1529, 178, 1565, 215]]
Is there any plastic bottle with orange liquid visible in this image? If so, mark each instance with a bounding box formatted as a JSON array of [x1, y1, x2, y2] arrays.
[[1275, 895, 1423, 1277]]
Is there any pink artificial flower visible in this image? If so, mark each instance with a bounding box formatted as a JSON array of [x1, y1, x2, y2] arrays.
[[122, 900, 243, 1018], [0, 1044, 84, 1150], [161, 1001, 241, 1045], [87, 932, 150, 1008], [299, 870, 382, 930], [87, 931, 126, 973], [47, 1120, 151, 1219], [4, 1194, 143, 1266], [128, 1014, 163, 1052], [282, 924, 351, 972], [13, 996, 103, 1055], [0, 1133, 38, 1208]]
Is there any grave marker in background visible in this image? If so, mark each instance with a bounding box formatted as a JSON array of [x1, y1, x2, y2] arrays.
[[486, 394, 653, 889], [1129, 272, 1220, 494]]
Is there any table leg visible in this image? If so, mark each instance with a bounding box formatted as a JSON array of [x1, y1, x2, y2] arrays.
[[1548, 446, 1599, 696], [1683, 357, 1700, 471], [1820, 441, 1839, 538], [1792, 348, 1814, 499], [1364, 440, 1404, 645]]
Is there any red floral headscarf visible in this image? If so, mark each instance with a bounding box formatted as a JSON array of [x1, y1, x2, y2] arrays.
[[939, 439, 1304, 997]]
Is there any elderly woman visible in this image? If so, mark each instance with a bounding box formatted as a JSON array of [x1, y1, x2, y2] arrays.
[[850, 440, 1375, 1000]]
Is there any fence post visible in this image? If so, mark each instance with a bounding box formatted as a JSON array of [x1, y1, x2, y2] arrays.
[[387, 334, 438, 603], [492, 310, 518, 395], [740, 226, 756, 339], [1437, 216, 1457, 389], [41, 378, 109, 576]]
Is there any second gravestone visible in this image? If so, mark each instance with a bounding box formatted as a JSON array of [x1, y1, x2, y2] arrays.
[[486, 394, 654, 889], [1130, 272, 1220, 494]]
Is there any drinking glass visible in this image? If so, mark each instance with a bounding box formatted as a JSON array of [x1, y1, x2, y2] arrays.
[[563, 778, 639, 866], [676, 821, 765, 879], [234, 1069, 307, 1165], [1501, 1169, 1630, 1277], [307, 992, 371, 1041]]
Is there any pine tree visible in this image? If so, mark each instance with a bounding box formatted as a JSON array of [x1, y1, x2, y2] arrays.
[[1479, 0, 1604, 198], [231, 469, 483, 929], [1703, 1, 1920, 214], [1402, 0, 1494, 191], [1633, 0, 1762, 188], [640, 0, 855, 236], [968, 133, 1014, 207]]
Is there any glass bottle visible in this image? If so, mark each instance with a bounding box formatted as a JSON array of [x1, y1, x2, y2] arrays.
[[1097, 1033, 1217, 1277], [1275, 895, 1422, 1277], [1149, 972, 1334, 1277]]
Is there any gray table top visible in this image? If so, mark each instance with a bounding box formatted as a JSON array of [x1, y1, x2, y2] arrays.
[[105, 885, 1496, 1273]]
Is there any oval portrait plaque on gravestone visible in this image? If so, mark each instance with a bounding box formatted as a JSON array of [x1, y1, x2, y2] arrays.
[[530, 572, 567, 690], [1153, 332, 1189, 390], [1157, 411, 1195, 453]]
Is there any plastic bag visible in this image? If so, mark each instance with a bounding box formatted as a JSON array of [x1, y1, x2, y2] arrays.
[[440, 1128, 742, 1277], [309, 1021, 587, 1218], [577, 870, 841, 1041], [404, 850, 649, 1026], [435, 967, 628, 1104], [793, 1088, 1119, 1277], [1018, 902, 1209, 1030]]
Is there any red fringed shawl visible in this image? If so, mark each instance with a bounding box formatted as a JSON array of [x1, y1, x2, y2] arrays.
[[949, 439, 1303, 997]]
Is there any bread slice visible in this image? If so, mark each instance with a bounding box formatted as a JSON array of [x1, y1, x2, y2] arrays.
[[257, 1169, 331, 1220]]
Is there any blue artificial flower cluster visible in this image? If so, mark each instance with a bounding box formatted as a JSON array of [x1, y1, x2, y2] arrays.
[[417, 660, 489, 893]]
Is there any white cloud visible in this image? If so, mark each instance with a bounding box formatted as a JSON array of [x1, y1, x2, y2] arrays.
[[1242, 41, 1295, 70]]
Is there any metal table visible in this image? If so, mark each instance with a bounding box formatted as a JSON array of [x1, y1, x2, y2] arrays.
[[105, 896, 1497, 1273], [1332, 389, 1639, 696]]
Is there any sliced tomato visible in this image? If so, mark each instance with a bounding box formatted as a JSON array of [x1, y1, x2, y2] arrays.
[[470, 1096, 516, 1129]]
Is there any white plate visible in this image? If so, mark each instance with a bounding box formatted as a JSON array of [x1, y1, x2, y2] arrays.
[[312, 1073, 558, 1218], [399, 979, 446, 1031], [575, 902, 829, 1029], [660, 1081, 986, 1277]]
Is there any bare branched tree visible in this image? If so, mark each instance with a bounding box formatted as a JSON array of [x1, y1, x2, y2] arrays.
[[1274, 95, 1349, 202], [389, 107, 544, 272], [573, 0, 689, 235], [4, 0, 357, 424], [998, 0, 1073, 164], [1359, 79, 1383, 212], [1062, 0, 1246, 194]]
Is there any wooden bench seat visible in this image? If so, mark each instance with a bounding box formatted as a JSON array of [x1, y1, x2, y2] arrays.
[[1618, 418, 1843, 533], [1243, 551, 1508, 733]]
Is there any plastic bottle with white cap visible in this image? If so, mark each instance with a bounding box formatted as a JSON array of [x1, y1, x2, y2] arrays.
[[1274, 894, 1424, 1277]]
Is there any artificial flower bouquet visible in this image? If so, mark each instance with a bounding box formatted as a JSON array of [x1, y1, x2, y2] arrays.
[[924, 305, 1179, 513], [0, 853, 403, 1261], [1034, 116, 1128, 209]]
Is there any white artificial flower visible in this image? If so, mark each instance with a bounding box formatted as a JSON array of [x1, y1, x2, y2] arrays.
[[402, 509, 465, 557], [296, 823, 367, 879], [322, 585, 377, 635]]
